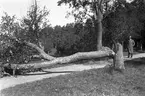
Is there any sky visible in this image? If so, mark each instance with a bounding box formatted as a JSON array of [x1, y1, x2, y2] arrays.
[[0, 0, 74, 27], [0, 0, 134, 27]]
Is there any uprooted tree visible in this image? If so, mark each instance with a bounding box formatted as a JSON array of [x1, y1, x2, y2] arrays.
[[0, 37, 117, 76], [0, 0, 128, 76]]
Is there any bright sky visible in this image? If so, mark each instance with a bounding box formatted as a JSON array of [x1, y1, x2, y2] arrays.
[[0, 0, 74, 27], [0, 0, 134, 27]]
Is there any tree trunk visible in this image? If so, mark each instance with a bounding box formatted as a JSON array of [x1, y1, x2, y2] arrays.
[[95, 0, 104, 50], [140, 41, 142, 51], [4, 50, 115, 70], [113, 43, 125, 70], [96, 20, 103, 50]]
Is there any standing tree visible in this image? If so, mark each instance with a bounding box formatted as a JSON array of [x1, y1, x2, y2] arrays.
[[22, 0, 49, 46], [57, 0, 126, 50], [103, 0, 144, 49]]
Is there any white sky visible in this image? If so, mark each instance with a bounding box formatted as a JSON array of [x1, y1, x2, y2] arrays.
[[0, 0, 74, 27], [0, 0, 134, 27]]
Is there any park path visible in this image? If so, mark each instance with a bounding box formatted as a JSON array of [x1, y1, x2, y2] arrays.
[[0, 53, 145, 91]]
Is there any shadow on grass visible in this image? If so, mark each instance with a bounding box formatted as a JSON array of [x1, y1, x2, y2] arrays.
[[125, 57, 145, 67], [23, 70, 74, 76]]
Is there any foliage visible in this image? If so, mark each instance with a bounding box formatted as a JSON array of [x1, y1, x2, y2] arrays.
[[103, 1, 144, 47], [0, 34, 35, 64], [0, 1, 50, 65], [0, 13, 21, 63], [20, 1, 49, 45], [135, 1, 145, 48], [40, 21, 102, 55], [76, 19, 97, 51], [0, 13, 39, 64], [57, 0, 132, 50], [58, 0, 118, 22], [40, 24, 81, 55], [40, 0, 145, 54], [0, 39, 34, 64], [0, 12, 19, 36]]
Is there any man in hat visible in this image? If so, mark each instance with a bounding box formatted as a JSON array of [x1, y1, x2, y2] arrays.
[[127, 36, 135, 58]]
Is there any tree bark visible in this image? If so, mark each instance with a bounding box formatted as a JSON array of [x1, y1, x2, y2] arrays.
[[96, 20, 103, 50], [4, 50, 115, 70], [94, 0, 104, 50], [113, 43, 125, 70]]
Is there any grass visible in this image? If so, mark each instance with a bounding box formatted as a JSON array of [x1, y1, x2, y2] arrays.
[[1, 57, 145, 96]]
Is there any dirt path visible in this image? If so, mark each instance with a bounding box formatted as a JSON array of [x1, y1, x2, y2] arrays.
[[0, 53, 145, 91]]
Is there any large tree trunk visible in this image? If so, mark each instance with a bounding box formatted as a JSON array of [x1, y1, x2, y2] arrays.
[[93, 0, 104, 50], [96, 20, 103, 50], [113, 43, 125, 70], [4, 50, 115, 70]]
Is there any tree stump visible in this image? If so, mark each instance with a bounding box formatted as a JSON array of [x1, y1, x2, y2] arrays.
[[113, 43, 125, 70]]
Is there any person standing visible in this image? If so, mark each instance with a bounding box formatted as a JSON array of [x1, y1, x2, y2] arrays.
[[127, 36, 135, 58]]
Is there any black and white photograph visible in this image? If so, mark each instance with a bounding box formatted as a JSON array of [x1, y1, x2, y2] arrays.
[[0, 0, 145, 96]]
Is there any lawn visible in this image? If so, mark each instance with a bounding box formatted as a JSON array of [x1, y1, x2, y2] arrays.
[[1, 57, 145, 96]]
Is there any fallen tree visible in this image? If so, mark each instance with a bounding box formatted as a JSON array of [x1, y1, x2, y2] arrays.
[[4, 48, 115, 70], [2, 40, 125, 76]]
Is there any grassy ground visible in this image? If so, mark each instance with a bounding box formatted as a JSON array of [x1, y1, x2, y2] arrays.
[[1, 57, 145, 96]]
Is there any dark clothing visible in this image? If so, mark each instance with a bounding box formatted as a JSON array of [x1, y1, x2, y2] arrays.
[[128, 52, 133, 58], [127, 39, 135, 58]]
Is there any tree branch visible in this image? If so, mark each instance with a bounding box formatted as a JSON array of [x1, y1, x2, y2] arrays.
[[24, 42, 56, 60]]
